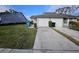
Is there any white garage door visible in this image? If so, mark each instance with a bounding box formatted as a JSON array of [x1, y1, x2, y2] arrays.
[[37, 18, 49, 27]]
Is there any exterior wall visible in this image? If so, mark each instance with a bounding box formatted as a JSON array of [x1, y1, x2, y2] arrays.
[[67, 19, 70, 27], [50, 18, 63, 27], [69, 19, 77, 22], [37, 18, 63, 27], [63, 19, 69, 27]]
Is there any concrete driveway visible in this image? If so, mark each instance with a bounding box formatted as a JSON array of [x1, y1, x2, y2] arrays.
[[55, 27, 79, 41], [33, 27, 79, 52]]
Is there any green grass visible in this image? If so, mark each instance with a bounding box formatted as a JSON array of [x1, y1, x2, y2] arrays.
[[0, 24, 37, 49], [52, 28, 79, 46]]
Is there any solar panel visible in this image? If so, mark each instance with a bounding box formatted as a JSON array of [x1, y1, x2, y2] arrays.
[[0, 13, 27, 24]]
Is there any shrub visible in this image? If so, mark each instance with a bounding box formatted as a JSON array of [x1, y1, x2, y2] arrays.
[[69, 21, 76, 28], [30, 21, 33, 25], [34, 23, 37, 28], [69, 21, 79, 31], [49, 21, 52, 27]]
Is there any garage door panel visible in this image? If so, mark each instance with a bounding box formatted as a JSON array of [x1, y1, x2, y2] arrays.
[[38, 18, 49, 27]]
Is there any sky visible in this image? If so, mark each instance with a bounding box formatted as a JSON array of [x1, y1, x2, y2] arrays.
[[0, 5, 64, 17], [0, 5, 79, 20]]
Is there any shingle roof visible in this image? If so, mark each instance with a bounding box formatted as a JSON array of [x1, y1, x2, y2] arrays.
[[30, 12, 77, 19], [0, 12, 27, 25]]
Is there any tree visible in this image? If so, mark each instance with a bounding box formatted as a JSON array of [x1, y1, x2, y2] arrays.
[[0, 9, 18, 14], [5, 10, 10, 13], [9, 9, 18, 13], [0, 10, 10, 14], [55, 5, 79, 15]]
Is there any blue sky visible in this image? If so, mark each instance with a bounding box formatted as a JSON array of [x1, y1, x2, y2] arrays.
[[10, 5, 51, 16], [0, 5, 64, 17], [8, 5, 62, 17], [0, 5, 79, 20]]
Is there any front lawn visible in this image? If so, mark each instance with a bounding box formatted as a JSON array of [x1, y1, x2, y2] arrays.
[[0, 24, 37, 49]]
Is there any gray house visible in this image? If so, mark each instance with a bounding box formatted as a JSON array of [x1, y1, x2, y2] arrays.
[[30, 12, 78, 27]]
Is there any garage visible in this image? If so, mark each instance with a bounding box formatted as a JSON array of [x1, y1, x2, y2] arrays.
[[37, 18, 49, 27]]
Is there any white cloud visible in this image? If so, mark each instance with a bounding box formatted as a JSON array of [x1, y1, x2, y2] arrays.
[[0, 5, 9, 12]]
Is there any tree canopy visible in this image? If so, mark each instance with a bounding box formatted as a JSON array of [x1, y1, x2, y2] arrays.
[[55, 5, 79, 15], [0, 9, 18, 14]]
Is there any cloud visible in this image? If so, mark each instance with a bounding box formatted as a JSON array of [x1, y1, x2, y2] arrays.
[[0, 5, 9, 12]]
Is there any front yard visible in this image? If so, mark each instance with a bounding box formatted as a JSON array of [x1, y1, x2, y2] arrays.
[[0, 24, 37, 49]]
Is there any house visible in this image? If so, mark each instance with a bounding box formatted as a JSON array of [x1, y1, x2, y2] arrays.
[[0, 12, 27, 25], [30, 12, 78, 27]]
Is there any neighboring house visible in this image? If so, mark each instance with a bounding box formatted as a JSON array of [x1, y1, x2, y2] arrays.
[[30, 12, 78, 27], [0, 12, 27, 25]]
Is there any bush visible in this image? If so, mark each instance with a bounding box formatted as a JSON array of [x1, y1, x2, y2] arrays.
[[34, 23, 37, 28], [69, 21, 76, 28], [49, 21, 52, 27], [30, 21, 33, 25], [69, 21, 79, 31]]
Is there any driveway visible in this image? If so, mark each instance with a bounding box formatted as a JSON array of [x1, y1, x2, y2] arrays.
[[55, 27, 79, 41], [33, 27, 79, 52]]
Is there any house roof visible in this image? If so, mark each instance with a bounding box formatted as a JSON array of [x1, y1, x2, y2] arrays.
[[30, 12, 77, 19], [0, 12, 27, 25]]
